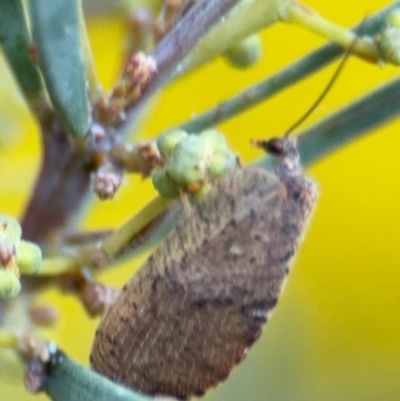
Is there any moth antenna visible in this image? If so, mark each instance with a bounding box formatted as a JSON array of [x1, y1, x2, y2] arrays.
[[254, 21, 366, 157], [283, 30, 363, 138]]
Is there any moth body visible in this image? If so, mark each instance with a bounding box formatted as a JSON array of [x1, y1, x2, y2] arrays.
[[90, 138, 317, 399]]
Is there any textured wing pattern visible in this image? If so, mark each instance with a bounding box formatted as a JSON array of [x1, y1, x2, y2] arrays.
[[90, 167, 317, 399]]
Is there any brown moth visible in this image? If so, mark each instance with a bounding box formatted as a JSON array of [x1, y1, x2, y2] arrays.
[[90, 137, 317, 399]]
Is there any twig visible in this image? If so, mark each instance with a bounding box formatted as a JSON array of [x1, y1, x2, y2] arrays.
[[21, 113, 91, 248], [116, 0, 242, 136]]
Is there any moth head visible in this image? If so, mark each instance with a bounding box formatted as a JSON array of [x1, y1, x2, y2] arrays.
[[253, 136, 302, 179]]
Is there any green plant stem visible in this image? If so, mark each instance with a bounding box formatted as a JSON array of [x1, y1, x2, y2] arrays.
[[37, 255, 82, 276], [34, 195, 174, 276], [286, 2, 380, 63], [171, 1, 399, 134], [101, 195, 173, 258]]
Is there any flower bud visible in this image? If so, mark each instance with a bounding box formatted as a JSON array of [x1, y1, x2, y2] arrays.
[[0, 215, 22, 241], [208, 150, 237, 178], [0, 268, 21, 298], [16, 240, 42, 274], [223, 34, 263, 69], [157, 130, 188, 159], [152, 168, 180, 198], [166, 136, 208, 186]]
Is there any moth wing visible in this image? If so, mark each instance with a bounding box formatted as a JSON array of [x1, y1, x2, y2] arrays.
[[91, 168, 316, 399]]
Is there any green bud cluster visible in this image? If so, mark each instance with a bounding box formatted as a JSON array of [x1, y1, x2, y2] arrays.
[[0, 215, 42, 298], [153, 129, 237, 198]]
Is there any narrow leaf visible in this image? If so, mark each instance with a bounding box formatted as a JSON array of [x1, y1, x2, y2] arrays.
[[29, 0, 89, 138], [298, 77, 400, 167], [0, 0, 43, 97], [254, 77, 400, 170], [44, 351, 152, 401]]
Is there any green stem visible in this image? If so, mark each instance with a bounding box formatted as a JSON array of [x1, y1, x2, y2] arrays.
[[34, 195, 174, 276], [170, 2, 399, 134], [101, 195, 173, 258], [286, 2, 380, 63], [37, 255, 81, 276]]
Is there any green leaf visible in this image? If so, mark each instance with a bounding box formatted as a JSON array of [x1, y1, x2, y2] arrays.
[[253, 77, 400, 170], [298, 77, 400, 167], [0, 0, 43, 97], [29, 0, 89, 138], [44, 351, 152, 401]]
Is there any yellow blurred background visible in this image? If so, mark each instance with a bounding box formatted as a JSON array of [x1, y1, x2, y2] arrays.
[[1, 1, 400, 400]]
